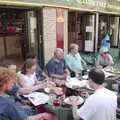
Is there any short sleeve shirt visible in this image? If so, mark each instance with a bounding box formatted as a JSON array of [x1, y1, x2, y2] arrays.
[[65, 53, 87, 72], [77, 88, 117, 120], [46, 58, 68, 76], [97, 54, 114, 66]]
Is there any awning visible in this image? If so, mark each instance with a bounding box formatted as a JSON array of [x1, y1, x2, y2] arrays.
[[0, 0, 120, 15]]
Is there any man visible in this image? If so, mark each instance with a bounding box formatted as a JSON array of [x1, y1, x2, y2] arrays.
[[46, 48, 69, 81], [65, 43, 87, 75], [0, 67, 56, 120], [71, 68, 117, 120]]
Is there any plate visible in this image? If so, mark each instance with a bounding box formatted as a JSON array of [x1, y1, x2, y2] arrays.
[[65, 80, 89, 89], [27, 92, 49, 106], [44, 87, 63, 95], [82, 75, 88, 80], [64, 96, 84, 105]]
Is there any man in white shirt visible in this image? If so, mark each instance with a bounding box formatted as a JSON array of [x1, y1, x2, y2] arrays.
[[71, 68, 117, 120]]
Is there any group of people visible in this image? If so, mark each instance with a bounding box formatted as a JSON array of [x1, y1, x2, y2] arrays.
[[0, 42, 116, 120]]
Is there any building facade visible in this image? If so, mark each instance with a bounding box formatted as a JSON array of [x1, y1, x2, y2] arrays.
[[0, 0, 119, 65]]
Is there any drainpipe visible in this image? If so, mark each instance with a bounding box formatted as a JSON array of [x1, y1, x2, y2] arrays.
[[94, 12, 99, 64]]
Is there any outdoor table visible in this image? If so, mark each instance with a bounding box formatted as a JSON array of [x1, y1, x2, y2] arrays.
[[44, 103, 73, 120], [105, 76, 120, 90], [42, 83, 93, 120]]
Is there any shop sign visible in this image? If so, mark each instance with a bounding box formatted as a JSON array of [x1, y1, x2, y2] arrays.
[[1, 0, 120, 13], [56, 8, 64, 49], [86, 26, 94, 32], [85, 40, 94, 52]]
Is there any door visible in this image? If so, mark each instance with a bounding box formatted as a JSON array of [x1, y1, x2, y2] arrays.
[[27, 9, 44, 66], [84, 14, 95, 52]]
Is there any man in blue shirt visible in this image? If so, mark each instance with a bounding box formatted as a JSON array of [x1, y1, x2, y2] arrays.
[[65, 43, 87, 74], [46, 48, 69, 80]]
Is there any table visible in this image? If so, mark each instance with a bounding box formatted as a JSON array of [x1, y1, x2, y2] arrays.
[[105, 76, 120, 90], [44, 103, 73, 120]]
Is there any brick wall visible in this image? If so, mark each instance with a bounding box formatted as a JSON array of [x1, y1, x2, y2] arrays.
[[64, 9, 68, 55], [43, 7, 56, 64], [43, 7, 68, 64]]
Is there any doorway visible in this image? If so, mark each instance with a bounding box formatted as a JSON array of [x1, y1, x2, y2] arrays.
[[68, 11, 95, 52], [0, 8, 44, 67], [0, 8, 29, 66]]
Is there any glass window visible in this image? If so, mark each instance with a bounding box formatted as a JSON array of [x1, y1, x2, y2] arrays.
[[110, 17, 119, 47]]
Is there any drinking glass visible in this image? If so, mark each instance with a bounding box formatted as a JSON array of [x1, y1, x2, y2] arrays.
[[53, 99, 61, 109], [49, 93, 56, 105]]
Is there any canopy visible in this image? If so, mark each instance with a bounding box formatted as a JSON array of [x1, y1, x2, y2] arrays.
[[0, 0, 120, 14]]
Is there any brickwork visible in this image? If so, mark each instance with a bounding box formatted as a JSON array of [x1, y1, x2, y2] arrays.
[[43, 7, 56, 64], [43, 7, 68, 64], [63, 9, 68, 55]]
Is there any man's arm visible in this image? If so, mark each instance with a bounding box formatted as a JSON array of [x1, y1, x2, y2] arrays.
[[72, 104, 80, 120], [51, 73, 67, 80], [71, 96, 96, 120]]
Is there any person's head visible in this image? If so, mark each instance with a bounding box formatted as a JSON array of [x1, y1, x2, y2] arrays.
[[0, 67, 16, 92], [0, 60, 17, 73], [99, 47, 109, 58], [26, 49, 37, 62], [54, 48, 64, 60], [88, 68, 105, 89], [21, 59, 37, 75], [69, 43, 79, 54]]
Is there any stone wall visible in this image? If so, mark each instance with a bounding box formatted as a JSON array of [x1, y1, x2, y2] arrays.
[[43, 7, 68, 64], [43, 7, 56, 64]]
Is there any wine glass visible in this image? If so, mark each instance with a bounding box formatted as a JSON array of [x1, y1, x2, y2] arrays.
[[53, 99, 61, 109]]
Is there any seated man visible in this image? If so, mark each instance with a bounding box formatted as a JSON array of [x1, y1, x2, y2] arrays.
[[65, 43, 87, 75], [46, 48, 69, 83], [0, 67, 56, 120], [71, 68, 117, 120]]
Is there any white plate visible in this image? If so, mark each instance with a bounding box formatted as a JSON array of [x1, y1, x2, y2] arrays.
[[82, 75, 88, 79], [64, 96, 84, 105], [44, 87, 63, 95], [44, 88, 50, 93], [27, 92, 49, 106], [65, 80, 89, 89]]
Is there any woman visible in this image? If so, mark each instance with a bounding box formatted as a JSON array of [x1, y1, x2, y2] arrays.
[[96, 47, 114, 68], [18, 59, 45, 90], [0, 67, 57, 120]]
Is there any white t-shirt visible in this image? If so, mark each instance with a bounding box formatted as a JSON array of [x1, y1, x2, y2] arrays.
[[18, 72, 37, 88], [77, 88, 117, 120]]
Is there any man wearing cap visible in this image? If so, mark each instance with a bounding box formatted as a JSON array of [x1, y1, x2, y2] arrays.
[[96, 47, 114, 68]]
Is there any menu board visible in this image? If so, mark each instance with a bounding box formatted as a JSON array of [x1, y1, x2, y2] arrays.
[[85, 40, 94, 52]]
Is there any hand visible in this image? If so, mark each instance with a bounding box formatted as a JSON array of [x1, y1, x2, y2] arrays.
[[37, 83, 46, 89], [69, 96, 78, 106], [65, 69, 70, 76], [96, 65, 103, 69]]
